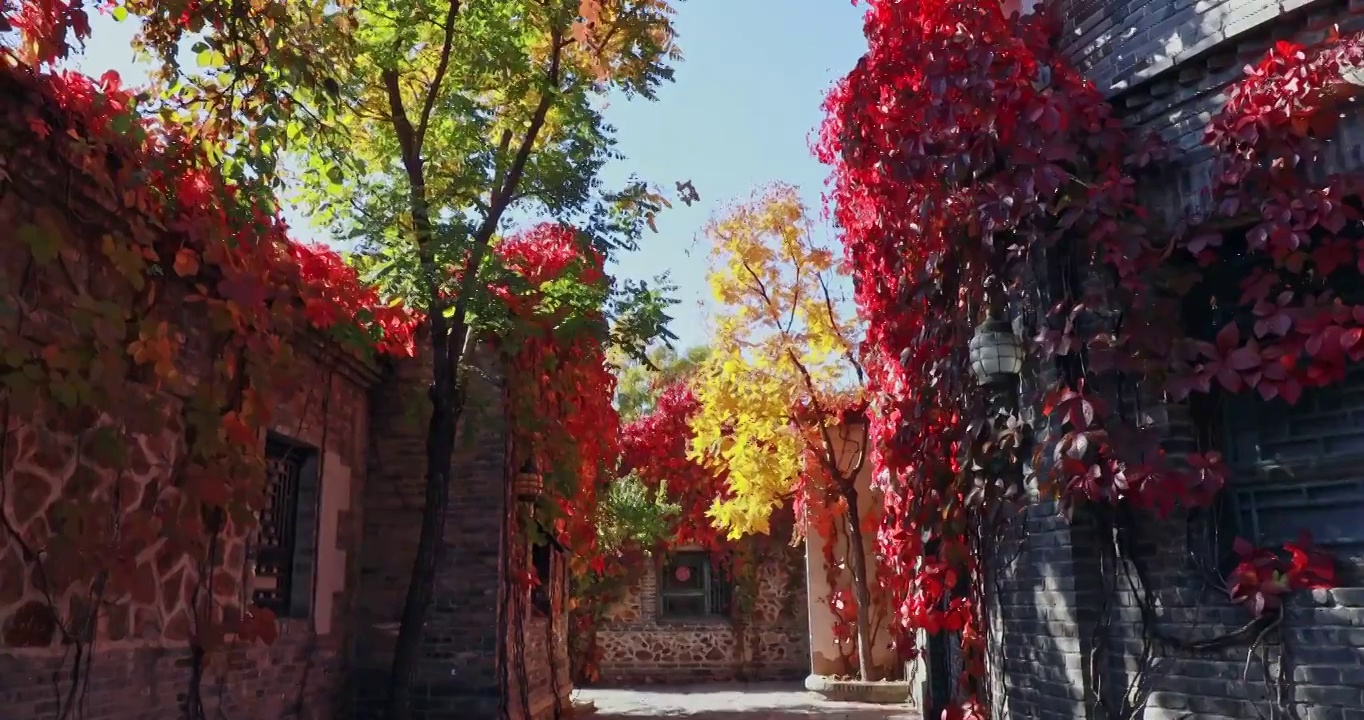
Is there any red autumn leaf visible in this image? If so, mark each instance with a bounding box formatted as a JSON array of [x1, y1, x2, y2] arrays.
[[173, 248, 199, 277], [1217, 365, 1243, 392], [1215, 322, 1240, 352], [1228, 346, 1262, 370]]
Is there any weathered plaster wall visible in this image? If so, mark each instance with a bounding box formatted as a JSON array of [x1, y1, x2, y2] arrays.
[[804, 422, 899, 681]]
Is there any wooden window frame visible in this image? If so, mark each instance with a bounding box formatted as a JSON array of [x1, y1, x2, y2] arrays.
[[658, 551, 732, 621], [1181, 230, 1364, 580], [251, 433, 321, 620]]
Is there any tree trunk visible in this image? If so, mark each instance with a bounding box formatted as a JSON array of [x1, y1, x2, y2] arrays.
[[385, 321, 466, 720], [841, 482, 878, 682], [377, 27, 560, 719]]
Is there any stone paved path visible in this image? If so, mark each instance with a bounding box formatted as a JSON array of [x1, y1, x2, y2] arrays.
[[576, 683, 921, 719]]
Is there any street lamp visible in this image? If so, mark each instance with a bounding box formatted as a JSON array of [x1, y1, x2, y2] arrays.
[[514, 454, 543, 503], [968, 316, 1025, 387]]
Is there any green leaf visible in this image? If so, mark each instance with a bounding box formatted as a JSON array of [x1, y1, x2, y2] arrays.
[[18, 222, 62, 264], [111, 112, 134, 135]]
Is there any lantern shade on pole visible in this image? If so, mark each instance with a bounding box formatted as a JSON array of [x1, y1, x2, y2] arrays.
[[968, 318, 1024, 386]]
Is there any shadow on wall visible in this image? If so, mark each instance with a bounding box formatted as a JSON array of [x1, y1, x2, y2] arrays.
[[986, 499, 1089, 720]]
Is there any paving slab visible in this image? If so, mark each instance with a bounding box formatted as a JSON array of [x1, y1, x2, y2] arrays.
[[576, 683, 921, 719]]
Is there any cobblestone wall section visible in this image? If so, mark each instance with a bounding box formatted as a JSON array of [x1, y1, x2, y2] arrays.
[[596, 548, 810, 685]]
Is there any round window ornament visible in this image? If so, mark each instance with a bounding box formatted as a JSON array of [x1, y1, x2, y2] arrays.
[[674, 565, 692, 583]]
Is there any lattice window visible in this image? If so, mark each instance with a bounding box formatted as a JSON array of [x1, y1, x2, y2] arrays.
[[1180, 230, 1364, 574], [1223, 367, 1364, 568], [252, 435, 320, 619], [659, 551, 731, 619]]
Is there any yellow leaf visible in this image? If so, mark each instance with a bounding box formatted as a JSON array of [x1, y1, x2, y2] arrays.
[[689, 182, 867, 538]]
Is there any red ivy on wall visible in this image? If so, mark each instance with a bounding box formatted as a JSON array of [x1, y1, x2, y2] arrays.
[[8, 64, 419, 360], [821, 1, 1348, 716], [1, 6, 618, 664], [0, 42, 418, 659], [497, 223, 621, 574]]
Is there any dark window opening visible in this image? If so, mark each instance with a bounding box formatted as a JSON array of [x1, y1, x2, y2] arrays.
[[531, 541, 553, 617], [659, 551, 731, 619], [1221, 373, 1364, 580], [253, 434, 320, 619], [1180, 228, 1364, 582]]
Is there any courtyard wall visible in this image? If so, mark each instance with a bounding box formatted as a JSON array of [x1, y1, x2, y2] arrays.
[[982, 3, 1364, 719]]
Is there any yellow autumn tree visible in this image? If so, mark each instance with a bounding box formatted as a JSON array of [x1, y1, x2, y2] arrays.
[[688, 183, 879, 680]]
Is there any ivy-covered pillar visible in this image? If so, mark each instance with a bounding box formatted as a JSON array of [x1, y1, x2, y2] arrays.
[[802, 421, 899, 682]]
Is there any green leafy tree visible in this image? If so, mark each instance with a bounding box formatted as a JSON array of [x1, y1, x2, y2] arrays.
[[595, 471, 681, 555], [614, 344, 710, 420], [116, 2, 685, 717]]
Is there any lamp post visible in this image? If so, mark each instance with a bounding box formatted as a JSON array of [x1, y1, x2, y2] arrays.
[[968, 313, 1025, 420], [924, 311, 1027, 716]]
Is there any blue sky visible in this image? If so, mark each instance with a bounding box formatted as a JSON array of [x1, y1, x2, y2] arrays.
[[70, 2, 869, 353]]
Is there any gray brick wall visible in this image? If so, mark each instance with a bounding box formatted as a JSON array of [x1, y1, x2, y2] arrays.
[[990, 476, 1364, 720], [988, 271, 1364, 716], [987, 279, 1099, 720], [1054, 0, 1323, 98], [983, 3, 1364, 718], [987, 498, 1092, 720], [1047, 0, 1364, 220], [349, 343, 566, 720], [988, 270, 1364, 718]]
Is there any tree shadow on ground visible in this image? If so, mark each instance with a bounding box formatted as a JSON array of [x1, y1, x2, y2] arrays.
[[576, 683, 920, 719]]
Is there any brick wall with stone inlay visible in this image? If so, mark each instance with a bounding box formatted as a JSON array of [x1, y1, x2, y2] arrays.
[[0, 138, 375, 719], [595, 546, 810, 685]]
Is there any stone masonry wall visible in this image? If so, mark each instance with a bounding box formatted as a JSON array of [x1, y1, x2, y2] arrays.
[[595, 547, 809, 685], [0, 75, 375, 719], [347, 339, 569, 720]]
